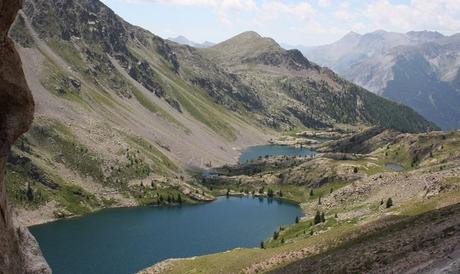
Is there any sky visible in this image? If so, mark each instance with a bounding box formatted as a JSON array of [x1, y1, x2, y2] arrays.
[[100, 0, 460, 46]]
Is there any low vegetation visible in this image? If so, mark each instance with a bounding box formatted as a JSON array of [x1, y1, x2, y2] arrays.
[[142, 129, 460, 273]]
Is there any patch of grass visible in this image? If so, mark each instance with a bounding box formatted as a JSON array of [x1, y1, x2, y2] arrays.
[[5, 169, 49, 208], [5, 150, 103, 216], [40, 62, 87, 106], [135, 187, 197, 206], [29, 119, 105, 182], [87, 87, 116, 109], [445, 176, 460, 185], [131, 87, 189, 132], [47, 38, 86, 72], [56, 183, 101, 216], [122, 132, 178, 175]]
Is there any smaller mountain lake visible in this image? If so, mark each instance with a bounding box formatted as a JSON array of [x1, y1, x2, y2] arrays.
[[384, 163, 404, 172], [30, 197, 302, 274], [239, 144, 316, 164]]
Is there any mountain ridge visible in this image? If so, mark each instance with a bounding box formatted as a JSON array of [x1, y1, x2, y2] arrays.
[[301, 30, 460, 129]]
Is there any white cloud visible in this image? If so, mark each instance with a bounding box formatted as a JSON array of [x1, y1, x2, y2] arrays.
[[256, 1, 316, 22], [124, 0, 256, 10], [124, 0, 315, 24], [364, 0, 460, 33], [115, 0, 460, 45], [317, 0, 331, 8]]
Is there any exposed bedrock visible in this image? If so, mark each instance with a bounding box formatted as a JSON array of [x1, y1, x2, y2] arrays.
[[0, 0, 50, 272]]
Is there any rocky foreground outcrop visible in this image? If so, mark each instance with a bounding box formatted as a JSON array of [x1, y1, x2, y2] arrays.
[[0, 0, 50, 272]]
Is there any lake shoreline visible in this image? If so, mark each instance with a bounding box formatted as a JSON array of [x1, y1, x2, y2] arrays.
[[30, 197, 303, 274], [25, 192, 303, 228], [24, 142, 312, 227]]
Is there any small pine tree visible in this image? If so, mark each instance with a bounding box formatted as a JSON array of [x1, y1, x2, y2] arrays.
[[267, 188, 274, 198], [279, 190, 283, 197], [177, 194, 182, 204], [273, 231, 279, 240], [310, 230, 314, 236], [309, 189, 314, 197], [295, 216, 300, 223], [281, 238, 285, 244], [314, 211, 321, 224], [226, 189, 230, 197], [380, 199, 384, 206], [321, 212, 326, 223], [26, 183, 33, 202], [20, 139, 25, 151], [334, 213, 338, 218], [330, 188, 333, 194], [353, 167, 358, 173], [386, 198, 393, 208], [260, 241, 265, 249]]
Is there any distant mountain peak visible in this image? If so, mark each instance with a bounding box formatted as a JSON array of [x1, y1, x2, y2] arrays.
[[168, 35, 215, 48], [233, 31, 262, 39], [371, 29, 388, 35], [406, 30, 445, 41], [209, 31, 281, 58], [337, 31, 362, 44], [345, 31, 361, 37], [217, 31, 278, 47]]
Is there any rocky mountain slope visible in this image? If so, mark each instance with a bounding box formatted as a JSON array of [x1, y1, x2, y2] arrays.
[[199, 31, 435, 132], [6, 0, 435, 226], [302, 30, 460, 130]]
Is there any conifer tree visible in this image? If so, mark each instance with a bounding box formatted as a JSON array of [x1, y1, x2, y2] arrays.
[[314, 211, 321, 224], [386, 197, 393, 208], [26, 182, 33, 202]]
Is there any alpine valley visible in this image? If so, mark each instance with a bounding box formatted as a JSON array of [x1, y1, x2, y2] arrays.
[[2, 0, 460, 273]]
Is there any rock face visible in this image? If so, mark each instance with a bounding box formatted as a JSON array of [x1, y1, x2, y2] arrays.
[[0, 0, 50, 272]]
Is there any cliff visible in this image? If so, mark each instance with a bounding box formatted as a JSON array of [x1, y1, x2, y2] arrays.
[[0, 0, 50, 272]]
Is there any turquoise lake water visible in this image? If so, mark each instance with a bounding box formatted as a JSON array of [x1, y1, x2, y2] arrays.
[[239, 144, 316, 164], [30, 197, 303, 274]]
